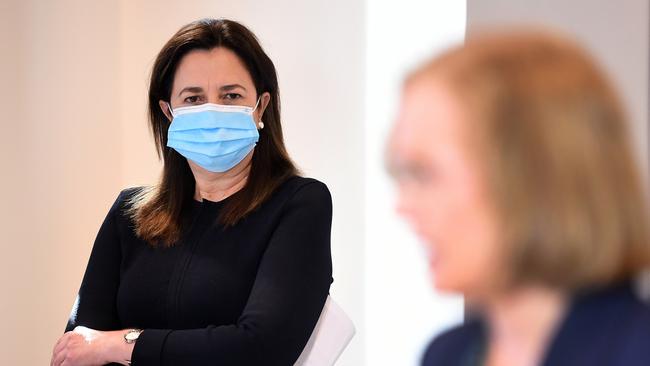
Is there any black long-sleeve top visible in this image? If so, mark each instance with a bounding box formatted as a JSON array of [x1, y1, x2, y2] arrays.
[[64, 176, 333, 365]]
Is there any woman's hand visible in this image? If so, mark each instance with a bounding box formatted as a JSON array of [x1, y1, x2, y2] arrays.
[[51, 326, 134, 366]]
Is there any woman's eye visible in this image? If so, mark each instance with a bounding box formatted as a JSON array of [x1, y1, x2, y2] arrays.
[[397, 165, 436, 186], [223, 93, 242, 100], [184, 95, 202, 104]]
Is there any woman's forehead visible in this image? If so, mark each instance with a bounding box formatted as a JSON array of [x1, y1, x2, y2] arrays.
[[172, 48, 254, 92], [398, 80, 467, 141], [389, 78, 484, 171]]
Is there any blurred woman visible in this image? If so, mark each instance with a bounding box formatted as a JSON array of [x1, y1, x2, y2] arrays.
[[51, 18, 332, 366], [388, 31, 650, 366]]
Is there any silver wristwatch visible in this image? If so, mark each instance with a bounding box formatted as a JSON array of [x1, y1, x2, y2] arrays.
[[124, 329, 143, 344]]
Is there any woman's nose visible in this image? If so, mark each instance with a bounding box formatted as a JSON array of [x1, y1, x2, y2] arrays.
[[206, 94, 221, 104], [395, 187, 415, 220]]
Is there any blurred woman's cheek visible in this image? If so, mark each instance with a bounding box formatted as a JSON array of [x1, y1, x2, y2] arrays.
[[427, 180, 492, 292]]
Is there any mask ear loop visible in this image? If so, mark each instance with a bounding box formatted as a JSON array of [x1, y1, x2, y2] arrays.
[[252, 97, 261, 112], [252, 96, 265, 130], [166, 102, 175, 120]]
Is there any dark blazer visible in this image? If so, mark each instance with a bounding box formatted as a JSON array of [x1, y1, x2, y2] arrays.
[[422, 282, 650, 366]]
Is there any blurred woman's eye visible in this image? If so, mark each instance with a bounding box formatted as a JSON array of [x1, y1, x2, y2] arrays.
[[184, 95, 203, 104], [392, 164, 436, 186], [409, 169, 434, 185], [412, 168, 435, 185]]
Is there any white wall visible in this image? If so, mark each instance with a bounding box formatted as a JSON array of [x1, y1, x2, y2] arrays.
[[364, 2, 466, 365]]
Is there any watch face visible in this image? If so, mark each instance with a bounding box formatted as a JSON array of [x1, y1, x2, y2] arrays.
[[126, 330, 141, 341]]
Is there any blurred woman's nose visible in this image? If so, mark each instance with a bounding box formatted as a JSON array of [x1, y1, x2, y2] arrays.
[[395, 185, 415, 221]]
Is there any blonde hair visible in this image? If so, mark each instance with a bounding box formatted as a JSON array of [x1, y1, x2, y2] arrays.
[[409, 31, 650, 291]]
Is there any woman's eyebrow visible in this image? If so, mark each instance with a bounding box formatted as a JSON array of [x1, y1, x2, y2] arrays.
[[177, 86, 204, 97], [220, 84, 247, 91]]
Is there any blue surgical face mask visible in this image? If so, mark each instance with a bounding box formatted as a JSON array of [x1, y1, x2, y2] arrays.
[[166, 99, 262, 173]]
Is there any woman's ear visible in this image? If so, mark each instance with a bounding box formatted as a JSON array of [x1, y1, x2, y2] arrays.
[[159, 100, 173, 122], [255, 92, 271, 123]]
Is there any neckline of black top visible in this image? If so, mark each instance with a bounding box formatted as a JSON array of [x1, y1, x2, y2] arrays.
[[190, 194, 232, 210]]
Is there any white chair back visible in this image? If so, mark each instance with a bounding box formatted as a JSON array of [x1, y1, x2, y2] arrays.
[[294, 296, 355, 366]]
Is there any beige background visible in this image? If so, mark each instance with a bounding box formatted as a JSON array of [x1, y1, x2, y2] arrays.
[[0, 0, 365, 364]]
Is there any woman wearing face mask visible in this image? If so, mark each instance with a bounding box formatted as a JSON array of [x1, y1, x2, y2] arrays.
[[51, 18, 333, 366], [389, 32, 650, 366]]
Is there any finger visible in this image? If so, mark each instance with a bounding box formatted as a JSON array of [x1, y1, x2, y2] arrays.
[[53, 333, 71, 358], [52, 349, 67, 366], [53, 333, 81, 363], [51, 341, 60, 366], [52, 334, 66, 356]]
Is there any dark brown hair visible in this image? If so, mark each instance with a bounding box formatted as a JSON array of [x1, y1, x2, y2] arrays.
[[128, 18, 297, 246], [408, 31, 650, 291]]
